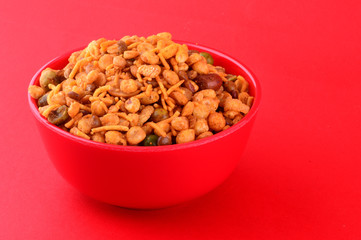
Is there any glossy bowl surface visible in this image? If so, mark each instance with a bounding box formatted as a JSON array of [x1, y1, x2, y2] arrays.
[[28, 41, 261, 209]]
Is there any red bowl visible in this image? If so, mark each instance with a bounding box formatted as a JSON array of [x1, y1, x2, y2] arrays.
[[28, 41, 261, 209]]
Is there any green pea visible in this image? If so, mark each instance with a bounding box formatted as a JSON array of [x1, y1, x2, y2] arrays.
[[200, 52, 214, 65], [48, 105, 69, 125], [143, 135, 159, 146], [38, 93, 49, 107], [151, 108, 169, 122], [39, 68, 62, 90]]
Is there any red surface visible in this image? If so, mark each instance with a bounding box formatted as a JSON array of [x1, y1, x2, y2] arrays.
[[1, 0, 361, 239], [28, 43, 260, 209]]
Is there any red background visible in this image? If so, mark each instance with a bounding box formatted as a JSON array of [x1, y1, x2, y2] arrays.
[[1, 0, 361, 239]]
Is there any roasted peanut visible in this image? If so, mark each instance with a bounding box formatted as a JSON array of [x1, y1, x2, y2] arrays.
[[160, 43, 178, 59], [141, 51, 159, 65], [194, 119, 209, 136], [196, 131, 213, 140], [224, 99, 250, 114], [140, 91, 159, 104], [195, 73, 222, 91], [169, 91, 188, 105], [28, 85, 44, 99], [181, 101, 194, 116], [175, 44, 188, 63], [192, 59, 209, 74], [171, 117, 189, 131], [163, 70, 180, 85], [186, 53, 202, 65], [125, 97, 140, 113], [78, 115, 101, 134], [123, 50, 140, 59]]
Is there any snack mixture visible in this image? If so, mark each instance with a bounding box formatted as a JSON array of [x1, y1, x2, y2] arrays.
[[28, 32, 254, 146]]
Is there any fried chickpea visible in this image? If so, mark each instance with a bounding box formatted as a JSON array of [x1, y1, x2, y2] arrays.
[[192, 59, 209, 74], [91, 100, 107, 116], [218, 92, 232, 108], [232, 114, 243, 125], [125, 97, 140, 113], [92, 132, 105, 143], [142, 124, 153, 135], [200, 97, 220, 112], [94, 72, 107, 86], [208, 112, 226, 132], [141, 51, 159, 65], [77, 116, 92, 134], [105, 131, 126, 145], [223, 110, 239, 120], [51, 92, 66, 105], [193, 103, 210, 119], [127, 113, 139, 127], [176, 129, 195, 144], [181, 102, 194, 117], [120, 79, 138, 94], [126, 126, 146, 145], [28, 85, 44, 99], [194, 119, 209, 136], [196, 131, 213, 140], [171, 117, 189, 131], [140, 91, 159, 104]]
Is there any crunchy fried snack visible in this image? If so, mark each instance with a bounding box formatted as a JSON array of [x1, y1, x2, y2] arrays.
[[28, 32, 254, 146]]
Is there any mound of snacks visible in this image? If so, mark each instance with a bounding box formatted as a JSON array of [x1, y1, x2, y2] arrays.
[[28, 32, 254, 146]]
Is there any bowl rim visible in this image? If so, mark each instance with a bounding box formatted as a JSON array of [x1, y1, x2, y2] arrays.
[[28, 40, 261, 152]]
